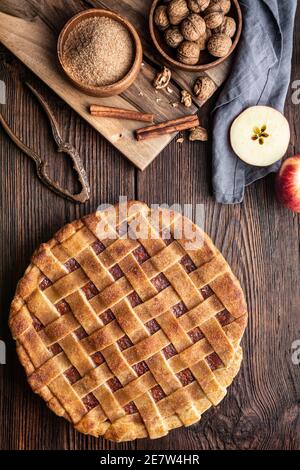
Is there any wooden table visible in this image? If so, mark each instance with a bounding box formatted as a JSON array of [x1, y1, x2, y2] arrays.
[[0, 4, 299, 452]]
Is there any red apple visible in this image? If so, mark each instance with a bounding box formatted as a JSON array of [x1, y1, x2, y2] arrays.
[[276, 155, 300, 213]]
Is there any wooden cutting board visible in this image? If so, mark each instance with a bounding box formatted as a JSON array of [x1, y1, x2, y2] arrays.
[[0, 0, 232, 170]]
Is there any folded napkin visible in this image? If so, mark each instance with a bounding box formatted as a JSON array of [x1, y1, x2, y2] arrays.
[[212, 0, 297, 204]]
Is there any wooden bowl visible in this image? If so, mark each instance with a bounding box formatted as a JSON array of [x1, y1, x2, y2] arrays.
[[57, 9, 143, 97], [149, 0, 242, 72]]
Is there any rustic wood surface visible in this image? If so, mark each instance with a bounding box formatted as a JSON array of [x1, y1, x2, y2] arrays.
[[0, 1, 300, 451]]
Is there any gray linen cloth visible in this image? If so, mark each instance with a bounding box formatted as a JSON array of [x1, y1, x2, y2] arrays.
[[212, 0, 297, 204]]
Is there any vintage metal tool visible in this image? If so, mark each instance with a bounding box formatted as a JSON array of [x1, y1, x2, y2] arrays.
[[0, 82, 90, 203]]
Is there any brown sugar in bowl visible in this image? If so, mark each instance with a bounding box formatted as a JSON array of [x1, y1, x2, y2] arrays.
[[57, 9, 143, 97], [149, 0, 242, 72]]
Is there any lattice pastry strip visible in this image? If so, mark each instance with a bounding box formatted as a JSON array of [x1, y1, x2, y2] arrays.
[[92, 242, 233, 436], [75, 247, 113, 292], [108, 299, 192, 432], [91, 251, 196, 435], [9, 202, 247, 442]]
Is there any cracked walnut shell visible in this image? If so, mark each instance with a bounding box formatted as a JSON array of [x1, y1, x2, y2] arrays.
[[153, 67, 172, 89], [193, 76, 216, 101], [187, 0, 211, 13], [164, 26, 184, 48], [189, 126, 208, 141], [177, 40, 200, 64], [167, 0, 189, 25], [207, 33, 232, 57], [181, 14, 206, 41], [154, 5, 170, 30]]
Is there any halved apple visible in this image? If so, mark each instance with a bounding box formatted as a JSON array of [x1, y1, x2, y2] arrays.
[[230, 106, 290, 167]]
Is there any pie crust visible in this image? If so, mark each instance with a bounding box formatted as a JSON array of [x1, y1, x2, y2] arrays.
[[9, 201, 247, 441]]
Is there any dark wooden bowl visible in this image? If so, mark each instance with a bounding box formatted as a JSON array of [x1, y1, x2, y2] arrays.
[[57, 9, 143, 97], [149, 0, 242, 72]]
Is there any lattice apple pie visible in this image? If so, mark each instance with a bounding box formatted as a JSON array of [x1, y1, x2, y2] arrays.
[[9, 201, 247, 441]]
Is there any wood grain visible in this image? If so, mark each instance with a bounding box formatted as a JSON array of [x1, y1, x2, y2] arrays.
[[0, 0, 300, 451]]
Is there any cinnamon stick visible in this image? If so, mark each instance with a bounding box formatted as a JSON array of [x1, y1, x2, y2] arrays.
[[90, 105, 154, 123], [136, 115, 200, 141]]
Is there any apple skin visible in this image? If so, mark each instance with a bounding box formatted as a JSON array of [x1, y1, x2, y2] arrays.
[[276, 155, 300, 213]]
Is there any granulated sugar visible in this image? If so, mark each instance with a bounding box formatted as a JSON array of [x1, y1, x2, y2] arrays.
[[63, 16, 134, 86]]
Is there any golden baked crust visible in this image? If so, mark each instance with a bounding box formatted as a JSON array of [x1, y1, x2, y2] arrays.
[[9, 201, 247, 442]]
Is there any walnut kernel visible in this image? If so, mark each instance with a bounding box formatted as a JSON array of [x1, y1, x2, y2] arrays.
[[213, 16, 236, 37], [181, 14, 206, 41], [164, 26, 184, 48], [187, 0, 210, 13], [153, 66, 172, 89], [207, 33, 232, 57], [189, 126, 208, 141], [181, 90, 193, 107], [204, 10, 224, 29], [154, 5, 170, 30], [167, 0, 189, 25], [193, 76, 216, 101], [177, 40, 200, 64]]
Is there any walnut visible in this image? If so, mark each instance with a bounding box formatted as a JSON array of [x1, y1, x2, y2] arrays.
[[154, 5, 170, 30], [189, 126, 208, 141], [193, 76, 216, 101], [177, 40, 200, 64], [153, 66, 172, 89], [204, 10, 224, 29], [167, 0, 189, 25], [204, 2, 223, 13], [207, 33, 232, 57], [181, 90, 192, 107], [181, 14, 206, 41], [196, 28, 212, 50], [187, 0, 210, 13], [213, 16, 236, 37], [210, 0, 231, 14], [164, 26, 184, 48]]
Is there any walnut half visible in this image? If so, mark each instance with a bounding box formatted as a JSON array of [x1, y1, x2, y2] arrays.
[[193, 76, 216, 101], [153, 67, 172, 90], [181, 90, 193, 107], [189, 126, 208, 141]]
